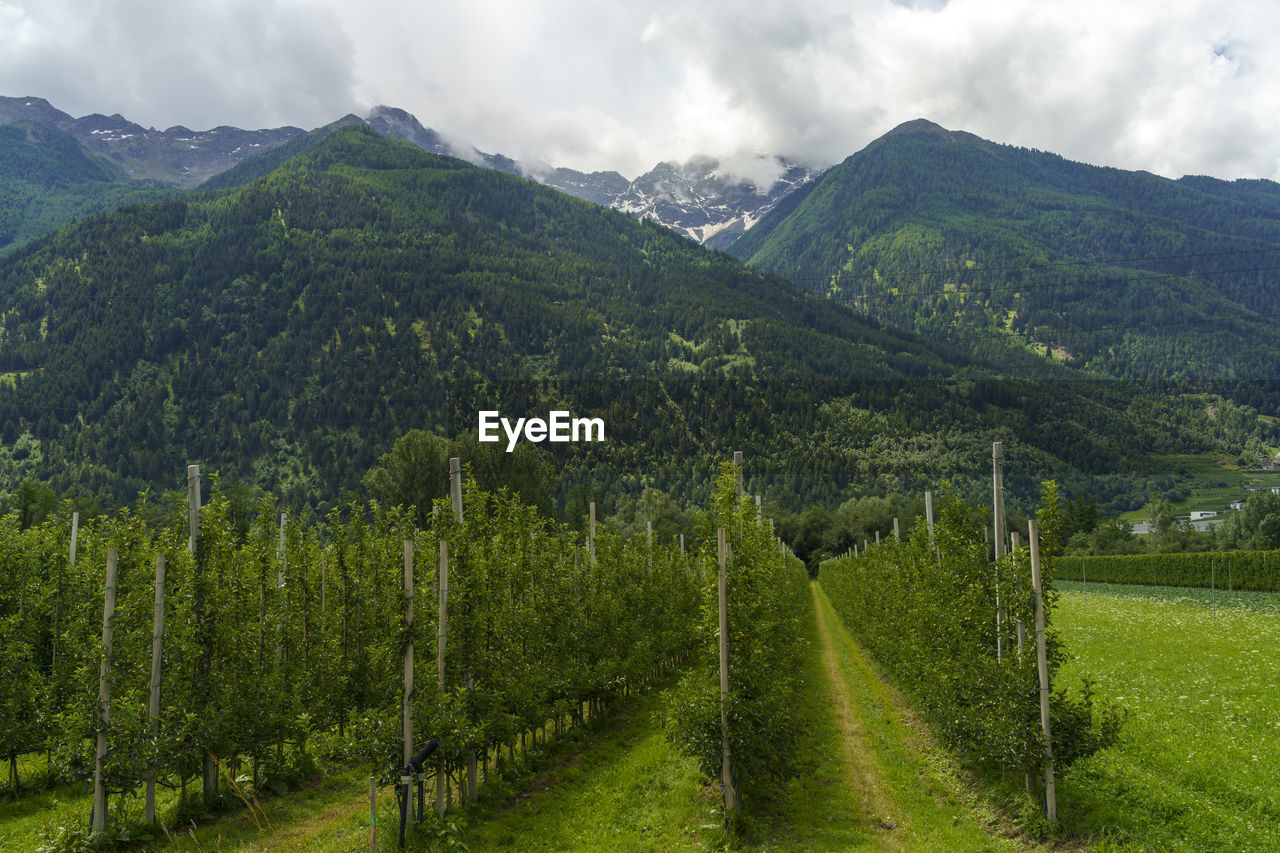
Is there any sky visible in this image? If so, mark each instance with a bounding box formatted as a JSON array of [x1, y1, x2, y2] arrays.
[[2, 0, 1278, 185]]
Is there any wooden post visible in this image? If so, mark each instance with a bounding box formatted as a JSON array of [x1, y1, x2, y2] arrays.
[[925, 491, 934, 541], [146, 554, 166, 824], [187, 464, 200, 555], [1028, 519, 1056, 821], [403, 541, 414, 818], [1011, 532, 1024, 657], [92, 549, 119, 834], [369, 776, 377, 853], [893, 517, 899, 540], [276, 513, 288, 667], [446, 458, 476, 803], [755, 495, 762, 526], [992, 443, 1005, 558], [278, 513, 287, 588], [436, 540, 448, 818], [189, 464, 216, 798], [993, 442, 1005, 661], [716, 528, 739, 818], [449, 457, 463, 523], [875, 530, 880, 545], [733, 452, 744, 538], [588, 502, 596, 565], [52, 512, 80, 699], [647, 520, 653, 571], [465, 670, 478, 801]]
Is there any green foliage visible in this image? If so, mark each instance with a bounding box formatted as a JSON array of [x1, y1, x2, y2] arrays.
[[1059, 549, 1280, 591], [361, 430, 555, 527], [0, 466, 699, 836], [818, 484, 1122, 781], [665, 462, 809, 815]]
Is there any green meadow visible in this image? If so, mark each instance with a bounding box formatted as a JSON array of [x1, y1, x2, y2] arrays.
[[1056, 581, 1280, 851]]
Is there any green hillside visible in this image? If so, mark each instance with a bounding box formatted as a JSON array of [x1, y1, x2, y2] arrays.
[[731, 119, 1280, 384], [0, 121, 174, 253], [0, 124, 1272, 518]]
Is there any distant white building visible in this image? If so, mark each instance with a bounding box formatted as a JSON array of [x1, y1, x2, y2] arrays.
[[1190, 511, 1218, 521]]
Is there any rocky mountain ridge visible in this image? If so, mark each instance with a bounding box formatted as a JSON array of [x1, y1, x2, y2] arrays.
[[0, 96, 818, 247], [0, 96, 305, 186]]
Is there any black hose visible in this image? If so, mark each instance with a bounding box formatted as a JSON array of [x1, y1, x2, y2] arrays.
[[398, 740, 439, 847], [408, 739, 438, 772]]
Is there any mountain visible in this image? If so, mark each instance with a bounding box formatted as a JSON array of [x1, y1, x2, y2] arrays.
[[1, 123, 1261, 518], [0, 96, 310, 254], [729, 119, 1280, 383], [1, 97, 818, 257], [532, 166, 630, 207], [0, 117, 175, 252], [0, 96, 306, 185], [356, 106, 821, 247], [577, 156, 819, 250]]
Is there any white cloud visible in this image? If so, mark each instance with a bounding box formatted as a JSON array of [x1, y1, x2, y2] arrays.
[[1, 0, 1277, 181], [0, 0, 358, 131]]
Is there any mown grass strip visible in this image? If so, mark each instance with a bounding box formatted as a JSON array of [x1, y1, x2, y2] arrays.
[[808, 582, 1035, 853], [465, 688, 718, 852]]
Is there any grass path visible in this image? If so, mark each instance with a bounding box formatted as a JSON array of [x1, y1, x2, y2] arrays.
[[802, 581, 1034, 852], [811, 580, 900, 834], [468, 582, 1036, 851]]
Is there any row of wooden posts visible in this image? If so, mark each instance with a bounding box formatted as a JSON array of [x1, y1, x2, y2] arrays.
[[86, 457, 515, 836], [387, 449, 788, 844], [89, 466, 205, 832], [828, 441, 1056, 820], [82, 456, 586, 835], [88, 460, 467, 835], [85, 452, 795, 839]]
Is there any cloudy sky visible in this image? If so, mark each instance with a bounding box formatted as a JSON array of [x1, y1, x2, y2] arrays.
[[3, 0, 1278, 184]]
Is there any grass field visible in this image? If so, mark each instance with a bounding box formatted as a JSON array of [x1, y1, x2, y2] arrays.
[[1056, 581, 1280, 851]]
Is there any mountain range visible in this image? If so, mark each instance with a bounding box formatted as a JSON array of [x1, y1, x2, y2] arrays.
[[0, 122, 1261, 520], [2, 100, 1279, 521], [0, 97, 818, 256]]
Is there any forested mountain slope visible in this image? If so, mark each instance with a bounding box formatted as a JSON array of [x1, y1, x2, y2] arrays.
[[731, 119, 1280, 384], [0, 124, 1269, 517], [0, 120, 175, 253]]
